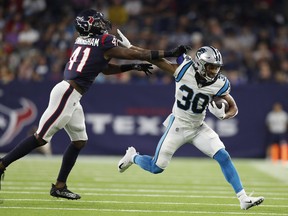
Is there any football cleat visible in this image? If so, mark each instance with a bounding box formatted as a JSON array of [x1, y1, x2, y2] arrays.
[[50, 184, 81, 200], [118, 146, 137, 173], [240, 195, 264, 210], [0, 169, 4, 190], [0, 159, 5, 190]]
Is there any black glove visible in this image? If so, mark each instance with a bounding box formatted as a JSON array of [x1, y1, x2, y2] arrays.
[[120, 63, 153, 76], [166, 45, 192, 57], [132, 63, 153, 76]]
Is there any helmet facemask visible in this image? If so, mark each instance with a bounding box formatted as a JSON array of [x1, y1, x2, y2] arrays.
[[91, 13, 111, 35]]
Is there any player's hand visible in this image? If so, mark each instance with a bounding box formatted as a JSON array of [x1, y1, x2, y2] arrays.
[[208, 101, 226, 120], [132, 63, 153, 76], [117, 29, 132, 48], [169, 45, 192, 57]]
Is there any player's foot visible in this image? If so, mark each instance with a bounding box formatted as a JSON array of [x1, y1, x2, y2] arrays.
[[0, 159, 5, 190], [240, 195, 264, 210], [50, 184, 81, 200], [118, 146, 137, 173]]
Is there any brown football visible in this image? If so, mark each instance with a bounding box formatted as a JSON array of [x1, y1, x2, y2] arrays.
[[211, 97, 229, 112]]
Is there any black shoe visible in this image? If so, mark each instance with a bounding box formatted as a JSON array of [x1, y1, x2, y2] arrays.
[[50, 183, 81, 200], [0, 170, 4, 190], [0, 159, 5, 190]]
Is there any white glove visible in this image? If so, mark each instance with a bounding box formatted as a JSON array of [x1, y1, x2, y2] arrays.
[[208, 101, 226, 120], [117, 29, 132, 48]]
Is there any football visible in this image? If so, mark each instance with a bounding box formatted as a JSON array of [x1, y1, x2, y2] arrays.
[[211, 97, 229, 112]]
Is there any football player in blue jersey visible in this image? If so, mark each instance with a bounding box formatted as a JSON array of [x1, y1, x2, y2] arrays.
[[0, 9, 189, 200], [117, 30, 264, 210]]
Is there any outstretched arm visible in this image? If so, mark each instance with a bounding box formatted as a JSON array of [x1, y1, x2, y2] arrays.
[[116, 29, 180, 76], [104, 43, 188, 63], [130, 45, 177, 76], [103, 63, 153, 76]]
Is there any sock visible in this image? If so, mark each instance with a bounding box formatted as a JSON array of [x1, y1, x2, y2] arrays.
[[237, 189, 247, 201], [271, 143, 280, 163], [213, 148, 243, 194], [134, 155, 163, 174], [280, 143, 288, 165], [2, 135, 40, 167], [56, 144, 81, 183]]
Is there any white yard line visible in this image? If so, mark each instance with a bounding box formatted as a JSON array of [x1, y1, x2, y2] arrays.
[[0, 206, 287, 215], [0, 198, 287, 208], [0, 191, 287, 200]]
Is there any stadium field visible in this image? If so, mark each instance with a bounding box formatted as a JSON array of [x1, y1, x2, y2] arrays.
[[0, 155, 287, 216]]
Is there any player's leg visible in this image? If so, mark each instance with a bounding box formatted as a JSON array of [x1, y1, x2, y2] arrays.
[[0, 135, 46, 169], [0, 134, 46, 189], [213, 149, 243, 192], [50, 140, 85, 200], [213, 148, 264, 209], [56, 102, 87, 186], [0, 81, 73, 180], [50, 102, 87, 200], [133, 128, 183, 174], [193, 122, 264, 210], [118, 114, 185, 174], [193, 122, 244, 191], [0, 81, 77, 190]]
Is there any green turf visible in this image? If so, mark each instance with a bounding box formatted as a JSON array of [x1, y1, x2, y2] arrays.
[[0, 155, 287, 216]]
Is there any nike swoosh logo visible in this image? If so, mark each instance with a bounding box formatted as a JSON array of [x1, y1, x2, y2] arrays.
[[245, 200, 252, 204], [118, 163, 124, 169]]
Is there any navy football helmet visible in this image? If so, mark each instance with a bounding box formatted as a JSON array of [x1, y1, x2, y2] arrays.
[[75, 9, 111, 36]]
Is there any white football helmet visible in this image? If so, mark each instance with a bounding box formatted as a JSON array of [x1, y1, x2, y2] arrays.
[[194, 46, 223, 82]]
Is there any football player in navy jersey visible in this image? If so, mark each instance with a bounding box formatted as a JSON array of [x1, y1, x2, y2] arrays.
[[116, 30, 264, 210], [0, 9, 189, 200]]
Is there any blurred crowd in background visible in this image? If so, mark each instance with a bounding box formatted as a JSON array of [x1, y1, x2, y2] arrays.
[[1, 0, 288, 86]]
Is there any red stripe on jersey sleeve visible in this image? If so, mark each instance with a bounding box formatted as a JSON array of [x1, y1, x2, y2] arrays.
[[101, 34, 109, 45]]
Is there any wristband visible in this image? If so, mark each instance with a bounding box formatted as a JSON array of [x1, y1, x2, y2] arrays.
[[150, 50, 176, 59], [150, 51, 159, 60]]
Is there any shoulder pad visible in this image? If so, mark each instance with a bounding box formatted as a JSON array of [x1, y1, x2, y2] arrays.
[[215, 75, 231, 96], [101, 34, 117, 48]]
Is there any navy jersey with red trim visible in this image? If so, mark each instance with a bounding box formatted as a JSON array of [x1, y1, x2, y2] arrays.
[[64, 34, 117, 93]]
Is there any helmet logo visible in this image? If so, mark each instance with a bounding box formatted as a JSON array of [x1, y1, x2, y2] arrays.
[[76, 16, 93, 33], [75, 9, 111, 36], [197, 48, 206, 57], [88, 16, 94, 25]]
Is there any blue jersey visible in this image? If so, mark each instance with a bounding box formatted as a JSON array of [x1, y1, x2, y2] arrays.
[[64, 34, 118, 93]]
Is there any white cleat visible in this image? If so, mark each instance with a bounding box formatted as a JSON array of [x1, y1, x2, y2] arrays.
[[118, 147, 137, 173], [240, 196, 264, 210]]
